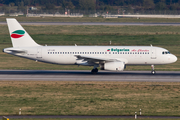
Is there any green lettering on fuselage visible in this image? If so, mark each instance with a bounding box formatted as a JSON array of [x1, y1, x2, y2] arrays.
[[110, 48, 129, 52]]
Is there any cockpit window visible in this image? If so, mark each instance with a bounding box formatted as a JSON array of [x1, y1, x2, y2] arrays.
[[162, 51, 171, 55]]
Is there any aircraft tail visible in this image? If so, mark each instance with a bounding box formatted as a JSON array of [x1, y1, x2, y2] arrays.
[[6, 18, 40, 47]]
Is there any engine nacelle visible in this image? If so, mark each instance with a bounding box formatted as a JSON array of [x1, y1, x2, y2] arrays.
[[104, 61, 125, 71]]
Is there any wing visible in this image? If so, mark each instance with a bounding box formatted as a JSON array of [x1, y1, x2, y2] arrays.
[[74, 55, 127, 63]]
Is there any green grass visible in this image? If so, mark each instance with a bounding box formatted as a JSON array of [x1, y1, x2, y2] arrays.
[[0, 25, 180, 70], [9, 118, 179, 120], [2, 25, 180, 35], [1, 81, 180, 116]]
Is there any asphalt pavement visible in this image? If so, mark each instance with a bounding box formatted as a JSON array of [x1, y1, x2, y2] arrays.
[[0, 70, 180, 82], [1, 22, 180, 26]]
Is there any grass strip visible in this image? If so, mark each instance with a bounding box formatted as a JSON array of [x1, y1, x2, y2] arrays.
[[10, 118, 180, 120], [0, 81, 180, 116]]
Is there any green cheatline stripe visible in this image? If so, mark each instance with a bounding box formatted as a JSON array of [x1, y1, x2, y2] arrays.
[[12, 30, 25, 35]]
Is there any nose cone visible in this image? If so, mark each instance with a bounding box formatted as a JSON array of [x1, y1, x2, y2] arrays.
[[171, 54, 177, 63]]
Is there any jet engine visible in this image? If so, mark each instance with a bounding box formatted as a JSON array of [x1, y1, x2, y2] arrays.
[[100, 61, 125, 71]]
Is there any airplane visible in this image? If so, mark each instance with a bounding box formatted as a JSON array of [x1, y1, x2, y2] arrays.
[[3, 18, 177, 74]]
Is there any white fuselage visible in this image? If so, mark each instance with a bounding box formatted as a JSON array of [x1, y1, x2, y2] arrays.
[[4, 46, 177, 66]]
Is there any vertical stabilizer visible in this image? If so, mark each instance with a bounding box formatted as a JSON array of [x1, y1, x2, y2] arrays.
[[6, 18, 40, 47]]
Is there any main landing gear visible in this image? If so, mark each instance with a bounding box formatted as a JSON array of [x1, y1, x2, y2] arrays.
[[151, 65, 156, 75], [91, 65, 99, 74], [91, 68, 98, 74]]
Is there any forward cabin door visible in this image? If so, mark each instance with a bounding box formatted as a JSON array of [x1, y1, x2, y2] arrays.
[[37, 48, 42, 58], [151, 47, 156, 59]]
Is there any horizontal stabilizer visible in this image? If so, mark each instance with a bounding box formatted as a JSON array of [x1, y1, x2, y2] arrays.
[[3, 48, 27, 54]]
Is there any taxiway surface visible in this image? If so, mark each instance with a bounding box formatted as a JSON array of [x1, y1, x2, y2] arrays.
[[0, 70, 180, 82], [1, 22, 180, 26]]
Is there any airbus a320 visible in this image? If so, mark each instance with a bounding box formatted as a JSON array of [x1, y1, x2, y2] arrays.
[[3, 18, 177, 74]]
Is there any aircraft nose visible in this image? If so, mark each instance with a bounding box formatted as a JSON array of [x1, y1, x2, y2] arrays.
[[171, 54, 177, 63]]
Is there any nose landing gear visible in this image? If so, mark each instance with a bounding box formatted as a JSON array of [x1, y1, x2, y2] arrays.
[[151, 65, 156, 75]]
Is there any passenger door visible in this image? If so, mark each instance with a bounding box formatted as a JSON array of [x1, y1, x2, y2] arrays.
[[37, 48, 42, 58], [151, 47, 156, 59]]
